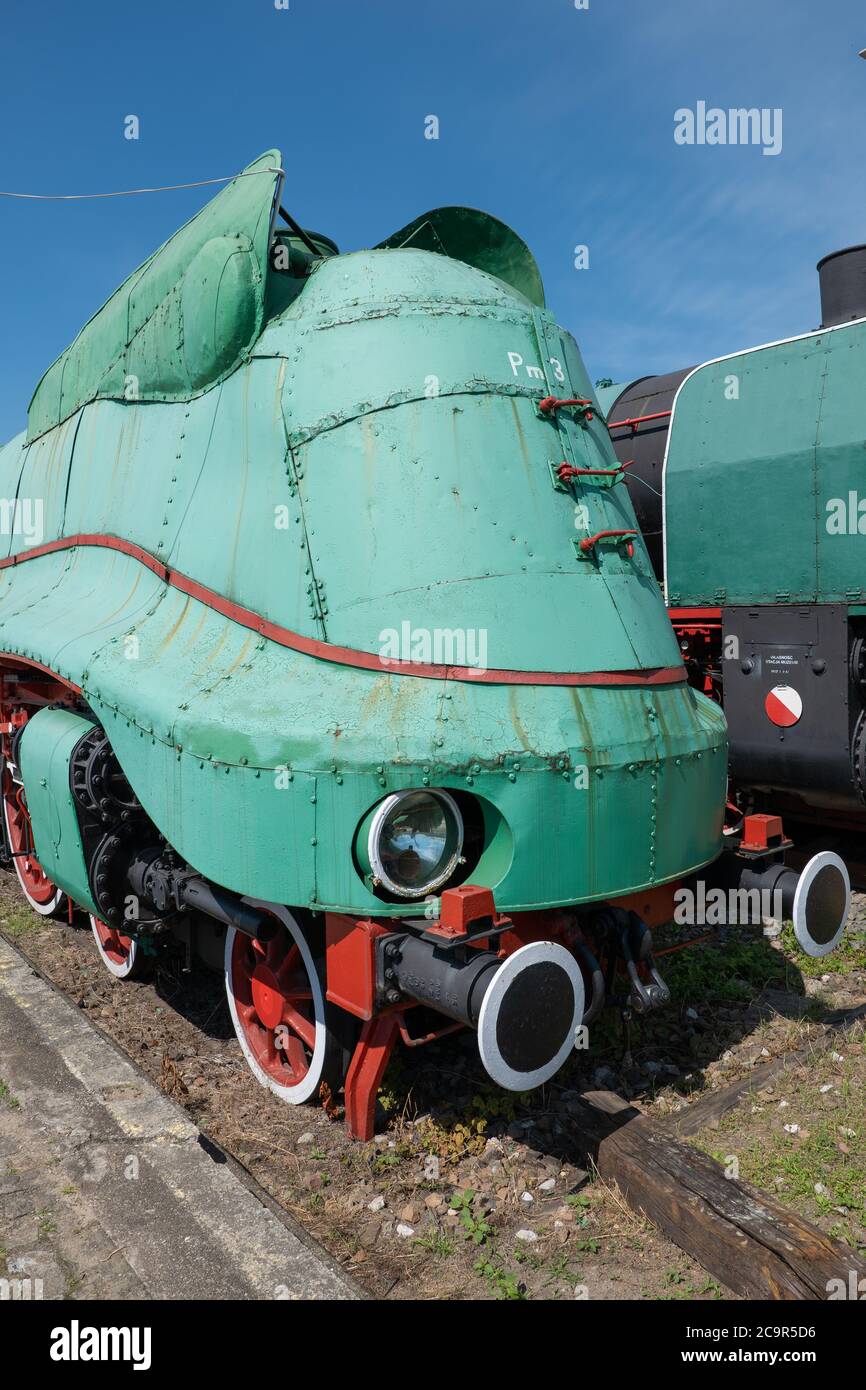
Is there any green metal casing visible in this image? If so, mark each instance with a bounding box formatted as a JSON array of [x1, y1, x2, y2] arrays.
[[18, 709, 99, 914], [665, 320, 866, 606], [1, 151, 726, 917]]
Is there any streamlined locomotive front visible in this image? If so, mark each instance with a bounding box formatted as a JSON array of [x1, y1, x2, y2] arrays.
[[0, 152, 793, 1136]]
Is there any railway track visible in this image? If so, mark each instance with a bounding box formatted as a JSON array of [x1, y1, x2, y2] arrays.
[[573, 1058, 866, 1301], [3, 888, 864, 1301]]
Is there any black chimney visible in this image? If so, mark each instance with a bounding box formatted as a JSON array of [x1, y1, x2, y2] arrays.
[[817, 245, 866, 328]]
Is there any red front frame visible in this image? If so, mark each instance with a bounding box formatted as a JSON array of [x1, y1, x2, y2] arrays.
[[327, 879, 680, 1139]]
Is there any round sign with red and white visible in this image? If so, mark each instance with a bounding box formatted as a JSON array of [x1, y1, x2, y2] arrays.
[[765, 685, 803, 728]]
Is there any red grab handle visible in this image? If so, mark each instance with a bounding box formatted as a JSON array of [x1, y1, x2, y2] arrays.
[[539, 395, 594, 420], [557, 459, 635, 482], [607, 409, 672, 433], [579, 529, 638, 558]]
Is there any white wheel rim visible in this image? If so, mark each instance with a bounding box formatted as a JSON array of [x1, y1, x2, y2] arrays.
[[2, 781, 65, 916], [792, 850, 850, 958], [89, 914, 140, 978], [224, 901, 328, 1105], [477, 941, 584, 1091]]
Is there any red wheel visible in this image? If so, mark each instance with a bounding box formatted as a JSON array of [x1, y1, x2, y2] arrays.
[[1, 762, 65, 916], [225, 903, 346, 1105], [89, 914, 145, 980]]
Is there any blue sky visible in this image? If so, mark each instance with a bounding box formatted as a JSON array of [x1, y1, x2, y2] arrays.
[[1, 0, 864, 441]]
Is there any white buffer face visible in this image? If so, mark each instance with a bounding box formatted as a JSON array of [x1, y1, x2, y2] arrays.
[[792, 851, 850, 959], [476, 941, 585, 1091]]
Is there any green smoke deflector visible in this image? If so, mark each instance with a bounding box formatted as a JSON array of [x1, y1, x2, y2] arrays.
[[377, 206, 545, 308]]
